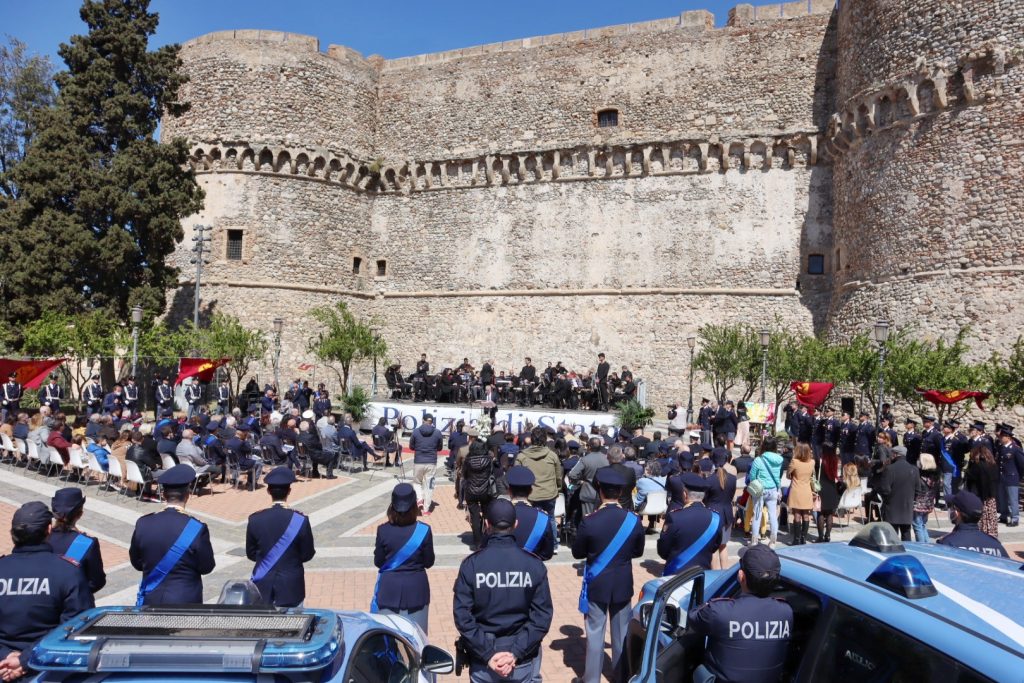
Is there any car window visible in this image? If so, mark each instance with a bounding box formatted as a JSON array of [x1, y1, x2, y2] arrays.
[[811, 602, 993, 683], [344, 631, 416, 683]]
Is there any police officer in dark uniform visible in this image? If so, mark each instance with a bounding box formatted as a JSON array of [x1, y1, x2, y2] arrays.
[[903, 418, 921, 465], [84, 375, 103, 417], [123, 376, 140, 416], [969, 421, 995, 456], [0, 502, 93, 681], [245, 467, 316, 607], [1, 372, 21, 423], [216, 380, 231, 415], [657, 473, 721, 575], [996, 424, 1024, 527], [595, 353, 610, 411], [373, 483, 435, 633], [572, 468, 644, 683], [506, 466, 555, 560], [312, 384, 331, 419], [838, 411, 857, 464], [46, 488, 105, 596], [129, 465, 216, 605], [453, 499, 552, 682], [156, 376, 174, 416], [39, 375, 64, 414], [855, 412, 875, 458], [937, 490, 1008, 557], [879, 417, 899, 451], [688, 544, 793, 683], [185, 381, 203, 420]]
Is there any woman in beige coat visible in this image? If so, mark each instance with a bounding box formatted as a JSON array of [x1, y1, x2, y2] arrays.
[[787, 443, 816, 545]]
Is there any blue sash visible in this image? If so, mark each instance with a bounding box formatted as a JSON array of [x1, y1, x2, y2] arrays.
[[371, 522, 429, 613], [663, 510, 720, 576], [579, 513, 638, 614], [252, 511, 305, 583], [940, 439, 959, 478], [64, 534, 93, 564], [136, 518, 204, 607], [523, 510, 549, 553]]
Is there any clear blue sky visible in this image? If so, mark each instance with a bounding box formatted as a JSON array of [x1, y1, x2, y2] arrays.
[[4, 0, 741, 66]]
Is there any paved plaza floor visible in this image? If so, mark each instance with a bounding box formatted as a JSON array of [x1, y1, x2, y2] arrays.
[[3, 457, 1023, 683]]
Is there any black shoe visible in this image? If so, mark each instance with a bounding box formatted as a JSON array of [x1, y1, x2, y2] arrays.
[[325, 474, 338, 480], [1009, 521, 1020, 527], [310, 471, 322, 479]]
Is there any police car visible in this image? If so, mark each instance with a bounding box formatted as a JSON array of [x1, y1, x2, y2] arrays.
[[624, 524, 1024, 682], [27, 582, 454, 683]]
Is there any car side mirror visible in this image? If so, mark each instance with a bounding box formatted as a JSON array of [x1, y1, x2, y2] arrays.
[[639, 603, 680, 633], [421, 645, 455, 674]]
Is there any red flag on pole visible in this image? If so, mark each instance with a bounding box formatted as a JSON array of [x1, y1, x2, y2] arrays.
[[175, 358, 230, 385], [0, 359, 67, 390], [790, 381, 834, 409], [915, 388, 989, 411]]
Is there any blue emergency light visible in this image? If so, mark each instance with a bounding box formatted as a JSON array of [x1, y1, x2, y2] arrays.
[[866, 554, 938, 599]]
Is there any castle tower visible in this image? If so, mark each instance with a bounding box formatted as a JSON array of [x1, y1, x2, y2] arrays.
[[827, 1, 1024, 354]]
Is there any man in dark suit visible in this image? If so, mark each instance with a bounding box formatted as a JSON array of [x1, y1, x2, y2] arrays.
[[855, 412, 875, 458], [713, 400, 738, 452], [571, 468, 644, 683], [129, 465, 215, 605], [877, 446, 918, 541], [601, 446, 638, 511], [903, 418, 922, 465], [595, 353, 610, 411], [245, 467, 316, 607], [838, 411, 857, 464]]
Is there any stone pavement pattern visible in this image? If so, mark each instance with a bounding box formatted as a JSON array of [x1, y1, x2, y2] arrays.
[[3, 462, 1024, 682]]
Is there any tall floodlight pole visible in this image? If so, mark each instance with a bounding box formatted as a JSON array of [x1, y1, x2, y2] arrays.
[[759, 329, 771, 404], [190, 224, 211, 329], [130, 305, 143, 377], [272, 318, 284, 394], [686, 335, 697, 423], [873, 320, 890, 427]]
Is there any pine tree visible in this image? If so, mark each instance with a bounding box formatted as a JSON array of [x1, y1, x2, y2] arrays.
[[0, 0, 203, 329]]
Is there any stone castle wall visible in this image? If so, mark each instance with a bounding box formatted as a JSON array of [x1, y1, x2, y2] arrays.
[[826, 0, 1024, 359], [158, 0, 1024, 410]]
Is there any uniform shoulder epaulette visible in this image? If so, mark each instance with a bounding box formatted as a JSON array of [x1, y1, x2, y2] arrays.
[[60, 555, 81, 567]]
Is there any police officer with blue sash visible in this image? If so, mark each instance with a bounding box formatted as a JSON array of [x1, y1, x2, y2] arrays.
[[1, 372, 21, 422], [46, 488, 105, 596], [0, 502, 93, 682], [571, 467, 645, 683], [688, 544, 793, 683], [454, 499, 552, 682], [506, 467, 555, 560], [372, 483, 435, 634], [246, 467, 315, 607], [658, 473, 721, 575], [129, 465, 215, 605], [39, 375, 63, 414]]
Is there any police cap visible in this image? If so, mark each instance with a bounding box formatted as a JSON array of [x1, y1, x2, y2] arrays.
[[950, 490, 983, 517], [158, 464, 197, 488], [302, 410, 315, 420], [51, 488, 85, 517], [391, 483, 416, 513], [658, 441, 672, 454], [12, 501, 52, 533], [711, 447, 729, 467], [595, 467, 626, 488], [905, 418, 918, 426], [943, 420, 957, 430], [681, 472, 711, 493], [740, 544, 782, 579], [507, 466, 535, 488], [265, 466, 296, 487], [922, 415, 937, 424], [698, 458, 714, 474], [7, 372, 16, 379], [1002, 424, 1016, 437], [567, 441, 581, 451], [971, 421, 986, 432], [236, 423, 251, 432], [485, 498, 516, 529], [701, 443, 714, 452]]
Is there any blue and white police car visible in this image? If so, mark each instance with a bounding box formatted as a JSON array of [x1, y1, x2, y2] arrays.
[[27, 582, 454, 683], [624, 523, 1024, 682]]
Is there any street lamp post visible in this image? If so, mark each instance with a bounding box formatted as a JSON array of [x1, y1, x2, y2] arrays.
[[686, 335, 696, 424], [873, 320, 890, 427], [190, 225, 212, 330], [272, 318, 284, 394], [130, 305, 143, 377], [759, 329, 771, 404]]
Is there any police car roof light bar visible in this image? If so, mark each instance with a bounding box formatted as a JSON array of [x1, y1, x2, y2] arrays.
[[866, 555, 938, 600], [849, 522, 906, 554]]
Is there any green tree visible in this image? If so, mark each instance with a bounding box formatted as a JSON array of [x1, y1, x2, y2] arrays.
[[693, 323, 761, 401], [0, 36, 55, 199], [0, 0, 203, 331], [21, 310, 117, 408], [984, 338, 1024, 409], [307, 302, 387, 395], [764, 330, 845, 407], [189, 313, 268, 398]]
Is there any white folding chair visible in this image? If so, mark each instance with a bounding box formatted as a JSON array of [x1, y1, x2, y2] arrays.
[[84, 450, 107, 488], [105, 457, 124, 495], [64, 446, 88, 485], [41, 445, 64, 478], [837, 485, 867, 528], [25, 440, 41, 473], [1, 433, 16, 467], [161, 454, 176, 471], [125, 460, 148, 503], [642, 490, 669, 518]]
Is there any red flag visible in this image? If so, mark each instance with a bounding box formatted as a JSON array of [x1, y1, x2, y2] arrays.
[[0, 359, 67, 390], [790, 381, 834, 408], [297, 363, 315, 372], [916, 388, 989, 411], [175, 358, 230, 385]]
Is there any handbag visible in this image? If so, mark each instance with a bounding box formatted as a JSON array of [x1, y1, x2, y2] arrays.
[[811, 459, 822, 495], [745, 478, 765, 498]]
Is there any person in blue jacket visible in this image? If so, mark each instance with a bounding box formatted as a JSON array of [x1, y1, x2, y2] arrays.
[[571, 467, 645, 683], [46, 488, 105, 596], [128, 465, 215, 605], [246, 467, 316, 607], [0, 502, 93, 682], [748, 436, 784, 547], [453, 499, 552, 682], [372, 483, 435, 634]]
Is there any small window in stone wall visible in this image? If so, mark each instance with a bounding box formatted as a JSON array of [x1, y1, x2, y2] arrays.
[[834, 248, 842, 272], [352, 256, 362, 275], [376, 259, 387, 278], [597, 109, 619, 128], [808, 254, 825, 275], [226, 230, 243, 261]]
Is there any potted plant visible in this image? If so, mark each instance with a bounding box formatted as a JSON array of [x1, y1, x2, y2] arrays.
[[615, 399, 655, 434], [340, 386, 373, 429]]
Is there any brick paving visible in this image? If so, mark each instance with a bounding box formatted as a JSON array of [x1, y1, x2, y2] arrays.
[[0, 501, 131, 568], [185, 475, 353, 523]]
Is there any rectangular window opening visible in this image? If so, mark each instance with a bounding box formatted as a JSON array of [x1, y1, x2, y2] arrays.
[[376, 259, 387, 277], [598, 109, 619, 128], [352, 256, 362, 275], [226, 230, 243, 261], [808, 254, 825, 274]]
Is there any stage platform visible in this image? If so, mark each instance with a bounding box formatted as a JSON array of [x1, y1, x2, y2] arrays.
[[365, 398, 619, 436]]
